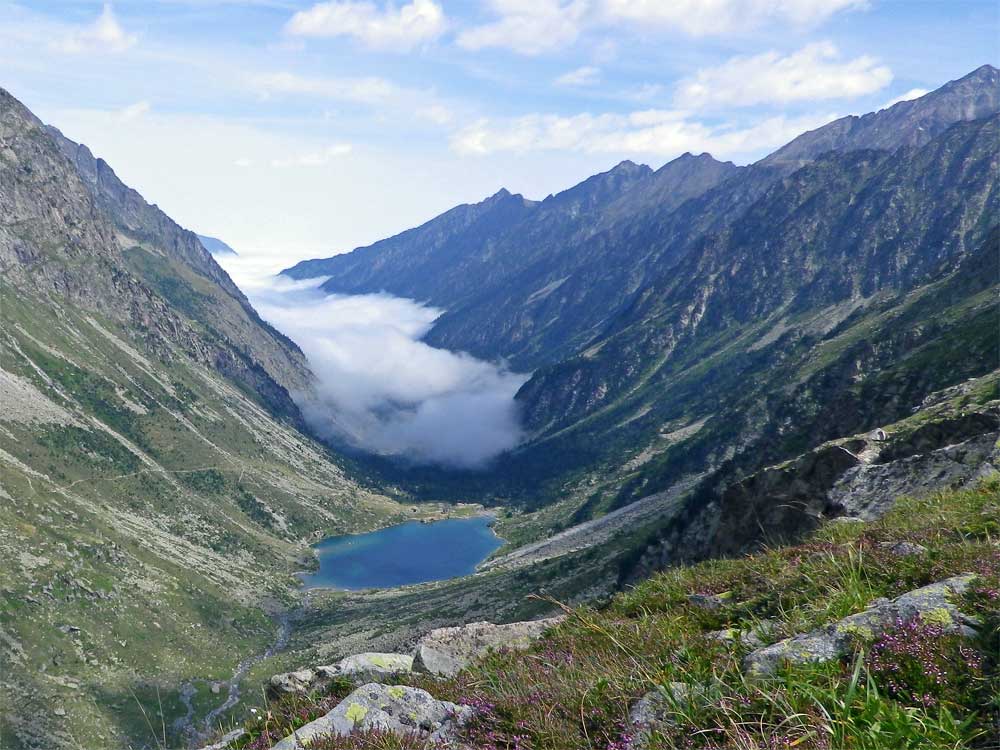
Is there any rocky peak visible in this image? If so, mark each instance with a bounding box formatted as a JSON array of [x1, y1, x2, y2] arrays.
[[762, 63, 1000, 168], [543, 159, 654, 212]]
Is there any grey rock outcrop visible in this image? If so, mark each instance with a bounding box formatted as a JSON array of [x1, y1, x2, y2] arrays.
[[705, 404, 999, 560], [270, 683, 470, 750], [269, 653, 413, 697], [744, 574, 979, 676], [413, 617, 564, 677]]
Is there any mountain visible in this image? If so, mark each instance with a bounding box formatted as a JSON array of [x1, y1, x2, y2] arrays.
[[0, 88, 416, 750], [285, 154, 738, 368], [504, 114, 998, 517], [44, 126, 306, 406], [329, 67, 998, 542], [762, 63, 1000, 169], [196, 234, 238, 257], [285, 66, 998, 373]]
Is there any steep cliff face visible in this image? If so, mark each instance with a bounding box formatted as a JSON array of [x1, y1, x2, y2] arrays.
[[0, 88, 409, 750]]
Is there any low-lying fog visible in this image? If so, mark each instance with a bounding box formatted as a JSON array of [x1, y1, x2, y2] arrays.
[[220, 255, 528, 469]]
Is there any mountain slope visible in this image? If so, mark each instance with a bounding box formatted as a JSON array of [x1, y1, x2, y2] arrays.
[[763, 63, 1000, 168], [0, 89, 412, 750], [498, 114, 997, 531]]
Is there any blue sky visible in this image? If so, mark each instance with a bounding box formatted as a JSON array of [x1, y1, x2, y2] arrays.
[[3, 0, 996, 262]]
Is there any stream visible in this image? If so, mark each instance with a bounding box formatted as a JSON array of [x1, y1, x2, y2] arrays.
[[176, 607, 296, 748]]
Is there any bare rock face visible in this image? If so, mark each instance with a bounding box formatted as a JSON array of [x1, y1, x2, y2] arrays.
[[270, 683, 470, 750], [743, 574, 979, 676], [413, 617, 565, 677]]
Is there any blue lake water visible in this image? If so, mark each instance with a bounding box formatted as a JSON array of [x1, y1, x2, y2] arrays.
[[300, 516, 503, 591]]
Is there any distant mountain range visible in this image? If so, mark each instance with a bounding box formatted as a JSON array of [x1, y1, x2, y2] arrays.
[[286, 65, 999, 521], [197, 234, 239, 257]]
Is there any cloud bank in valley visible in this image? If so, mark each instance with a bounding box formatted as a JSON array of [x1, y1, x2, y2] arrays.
[[222, 256, 528, 468]]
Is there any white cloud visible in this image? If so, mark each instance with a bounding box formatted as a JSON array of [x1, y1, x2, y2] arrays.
[[881, 87, 930, 109], [220, 261, 527, 468], [116, 100, 150, 121], [620, 83, 665, 102], [416, 104, 454, 125], [250, 71, 399, 104], [51, 2, 137, 54], [451, 108, 837, 162], [457, 0, 589, 55], [555, 65, 601, 87], [270, 144, 353, 168], [603, 0, 868, 36], [675, 42, 892, 108], [234, 157, 254, 168], [286, 0, 446, 50]]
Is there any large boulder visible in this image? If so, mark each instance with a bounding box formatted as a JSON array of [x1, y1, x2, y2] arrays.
[[413, 617, 564, 677], [270, 683, 471, 749], [743, 574, 979, 676], [268, 652, 413, 697]]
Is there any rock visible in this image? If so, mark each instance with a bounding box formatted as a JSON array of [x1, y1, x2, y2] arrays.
[[317, 652, 414, 683], [627, 683, 695, 749], [413, 617, 564, 677], [53, 708, 65, 717], [268, 668, 316, 697], [196, 728, 246, 750], [686, 592, 731, 611], [880, 541, 928, 557], [210, 683, 221, 695], [708, 619, 777, 649], [270, 683, 471, 750], [269, 653, 413, 698], [743, 574, 978, 676]]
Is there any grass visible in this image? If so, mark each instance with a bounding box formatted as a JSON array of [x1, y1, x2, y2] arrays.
[[229, 478, 1000, 749]]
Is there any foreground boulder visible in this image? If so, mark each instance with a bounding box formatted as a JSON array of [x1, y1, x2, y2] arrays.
[[270, 683, 470, 749], [268, 652, 413, 697], [413, 617, 565, 677], [744, 574, 979, 676]]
